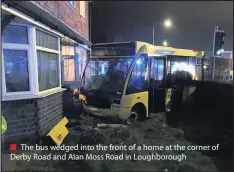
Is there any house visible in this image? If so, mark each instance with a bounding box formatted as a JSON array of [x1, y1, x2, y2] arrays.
[[1, 1, 91, 143]]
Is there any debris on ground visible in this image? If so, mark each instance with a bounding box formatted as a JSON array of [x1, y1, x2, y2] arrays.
[[11, 101, 232, 172], [97, 123, 128, 128]]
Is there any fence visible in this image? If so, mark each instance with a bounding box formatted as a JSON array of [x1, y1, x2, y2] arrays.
[[203, 55, 232, 83]]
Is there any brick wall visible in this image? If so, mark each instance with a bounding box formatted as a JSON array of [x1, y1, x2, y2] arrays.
[[37, 92, 63, 136], [1, 99, 37, 142], [1, 92, 64, 143], [34, 1, 89, 39]]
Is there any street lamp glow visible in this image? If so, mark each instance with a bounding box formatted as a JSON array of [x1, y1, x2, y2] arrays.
[[164, 19, 172, 28], [163, 41, 168, 46]]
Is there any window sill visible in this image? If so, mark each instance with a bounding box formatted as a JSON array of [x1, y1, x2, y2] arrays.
[[38, 88, 67, 98], [1, 88, 67, 101], [2, 94, 41, 101]]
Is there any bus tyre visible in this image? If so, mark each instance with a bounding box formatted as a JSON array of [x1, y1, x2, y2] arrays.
[[127, 106, 146, 124], [128, 109, 139, 124]]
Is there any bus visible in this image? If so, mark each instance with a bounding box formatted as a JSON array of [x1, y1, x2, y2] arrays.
[[78, 41, 205, 122]]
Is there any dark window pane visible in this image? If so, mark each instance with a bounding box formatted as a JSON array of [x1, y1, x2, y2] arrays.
[[127, 57, 148, 94], [37, 51, 60, 91], [3, 49, 30, 92], [151, 59, 164, 81], [2, 25, 28, 44], [36, 29, 58, 50]]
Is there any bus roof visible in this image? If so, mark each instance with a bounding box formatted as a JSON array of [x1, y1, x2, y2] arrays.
[[92, 41, 205, 58]]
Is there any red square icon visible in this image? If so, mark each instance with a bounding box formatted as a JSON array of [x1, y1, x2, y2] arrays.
[[9, 144, 17, 151]]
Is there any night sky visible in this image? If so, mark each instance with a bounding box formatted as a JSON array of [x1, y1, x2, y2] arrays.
[[91, 1, 233, 51]]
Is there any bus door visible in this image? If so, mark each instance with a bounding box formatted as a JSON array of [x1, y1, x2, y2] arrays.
[[148, 57, 167, 113]]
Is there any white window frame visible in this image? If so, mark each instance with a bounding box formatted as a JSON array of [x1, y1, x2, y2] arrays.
[[80, 1, 86, 19], [2, 23, 35, 97], [34, 27, 62, 95], [68, 1, 76, 9], [1, 22, 62, 99]]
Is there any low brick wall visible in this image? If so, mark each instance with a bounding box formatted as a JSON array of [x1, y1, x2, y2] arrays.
[[171, 81, 233, 128], [195, 81, 233, 113], [194, 81, 233, 131], [1, 99, 37, 142], [37, 92, 63, 136], [1, 92, 64, 144], [168, 81, 233, 157]]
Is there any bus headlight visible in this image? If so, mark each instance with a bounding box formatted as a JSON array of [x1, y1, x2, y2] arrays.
[[111, 104, 120, 111]]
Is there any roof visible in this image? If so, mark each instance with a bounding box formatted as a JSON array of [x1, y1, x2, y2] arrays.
[[93, 41, 205, 58], [135, 41, 204, 58]]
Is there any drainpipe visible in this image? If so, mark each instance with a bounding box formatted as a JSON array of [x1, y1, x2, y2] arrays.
[[88, 1, 93, 42]]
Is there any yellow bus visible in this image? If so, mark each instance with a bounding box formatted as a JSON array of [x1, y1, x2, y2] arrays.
[[79, 41, 204, 122]]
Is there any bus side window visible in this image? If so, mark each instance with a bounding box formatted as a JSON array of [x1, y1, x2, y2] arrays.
[[150, 59, 164, 87], [126, 57, 147, 94]]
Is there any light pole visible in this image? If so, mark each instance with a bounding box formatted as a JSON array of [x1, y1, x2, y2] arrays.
[[153, 25, 155, 45]]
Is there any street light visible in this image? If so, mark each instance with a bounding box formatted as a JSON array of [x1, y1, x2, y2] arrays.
[[164, 19, 172, 29], [152, 18, 173, 45], [163, 40, 168, 46]]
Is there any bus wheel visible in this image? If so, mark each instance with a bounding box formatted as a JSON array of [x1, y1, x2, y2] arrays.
[[128, 110, 139, 124], [127, 105, 146, 124]]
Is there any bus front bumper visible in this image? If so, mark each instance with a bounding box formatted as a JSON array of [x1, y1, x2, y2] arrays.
[[83, 105, 131, 119]]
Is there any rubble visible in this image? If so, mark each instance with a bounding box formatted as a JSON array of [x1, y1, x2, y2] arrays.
[[97, 123, 128, 129], [76, 124, 93, 131], [12, 96, 232, 171]]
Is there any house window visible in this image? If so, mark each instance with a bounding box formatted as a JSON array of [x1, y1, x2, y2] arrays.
[[3, 25, 28, 44], [36, 29, 58, 50], [76, 47, 87, 79], [36, 29, 60, 92], [68, 1, 75, 8], [3, 49, 30, 92], [2, 23, 62, 99], [80, 1, 86, 18], [61, 45, 87, 82], [37, 51, 60, 91], [61, 46, 76, 82], [2, 24, 31, 95]]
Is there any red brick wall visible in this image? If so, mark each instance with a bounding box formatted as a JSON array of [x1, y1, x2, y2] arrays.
[[34, 1, 89, 40]]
